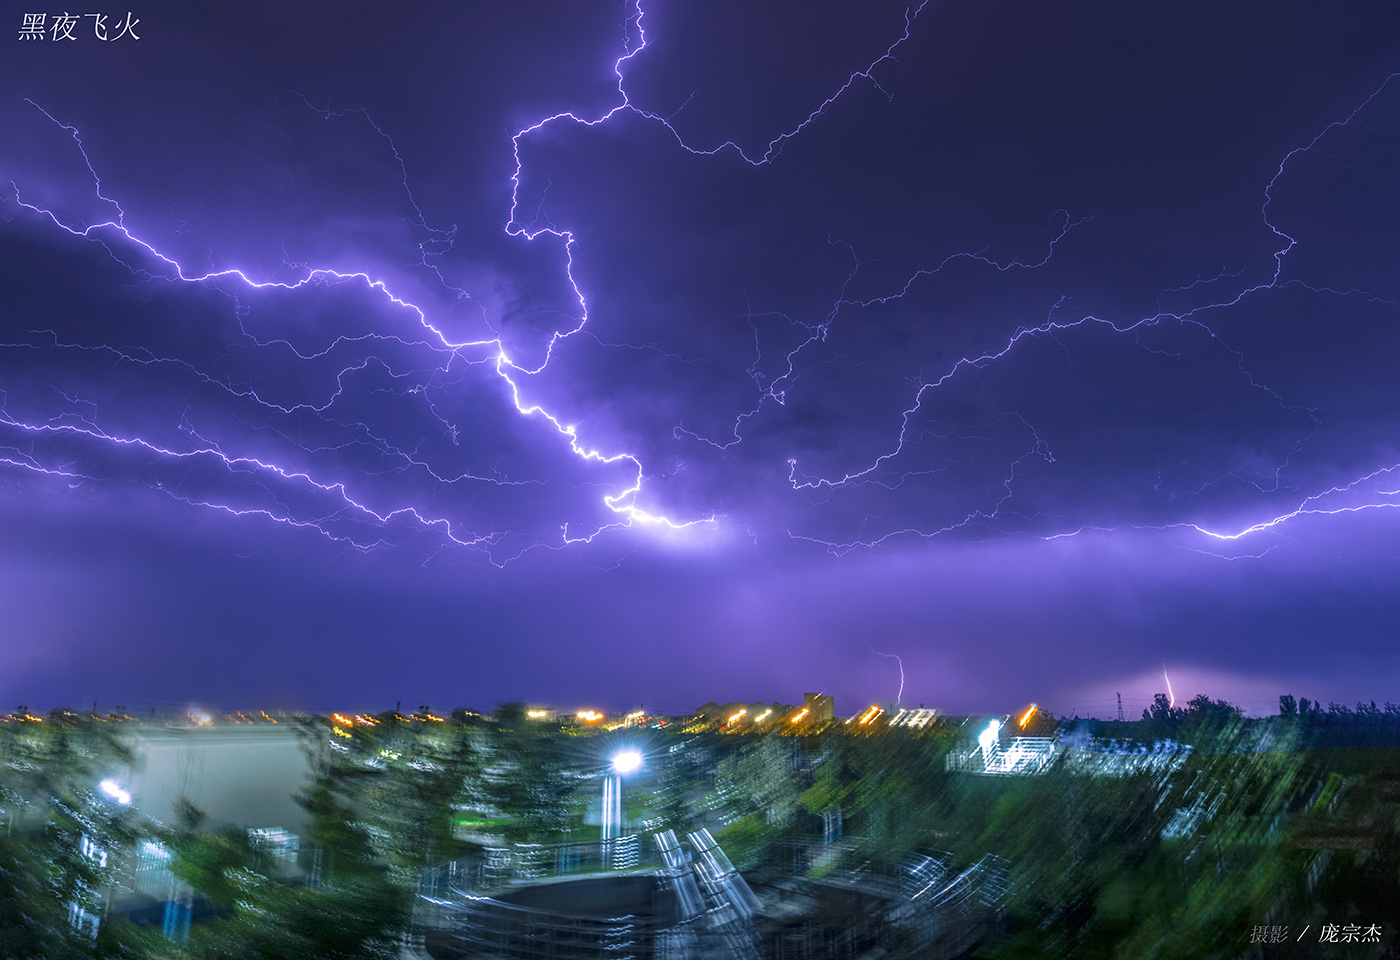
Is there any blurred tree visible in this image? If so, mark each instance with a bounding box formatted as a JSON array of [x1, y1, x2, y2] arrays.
[[303, 714, 482, 876], [482, 707, 578, 843], [717, 734, 801, 828], [135, 718, 420, 960], [656, 739, 704, 837], [0, 715, 145, 959], [150, 802, 410, 960], [1140, 693, 1186, 734]]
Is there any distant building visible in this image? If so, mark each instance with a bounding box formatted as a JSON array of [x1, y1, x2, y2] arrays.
[[691, 700, 796, 729], [890, 707, 939, 729], [694, 702, 724, 722], [945, 719, 1192, 777], [803, 693, 835, 723], [945, 718, 1057, 775]]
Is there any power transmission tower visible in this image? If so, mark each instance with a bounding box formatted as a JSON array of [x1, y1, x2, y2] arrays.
[[1117, 693, 1124, 722]]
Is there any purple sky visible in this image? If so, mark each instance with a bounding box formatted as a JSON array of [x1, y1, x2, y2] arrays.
[[3, 0, 1400, 719]]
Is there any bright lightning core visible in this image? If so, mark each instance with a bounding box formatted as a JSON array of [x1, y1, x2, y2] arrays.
[[1, 0, 938, 564]]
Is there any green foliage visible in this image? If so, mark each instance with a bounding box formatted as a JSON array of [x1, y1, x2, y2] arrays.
[[655, 740, 704, 836], [168, 822, 270, 910], [796, 726, 957, 863], [481, 712, 578, 843], [7, 705, 1398, 960], [717, 734, 802, 829], [299, 713, 483, 874], [713, 814, 769, 869], [297, 780, 379, 879], [130, 869, 410, 960], [0, 717, 144, 960], [139, 720, 419, 960]]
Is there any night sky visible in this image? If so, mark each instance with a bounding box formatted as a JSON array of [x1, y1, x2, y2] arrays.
[[4, 1, 1400, 719]]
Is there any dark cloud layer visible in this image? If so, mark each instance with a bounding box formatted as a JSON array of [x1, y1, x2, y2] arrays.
[[3, 0, 1400, 717]]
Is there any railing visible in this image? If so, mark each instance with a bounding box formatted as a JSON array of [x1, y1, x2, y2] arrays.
[[418, 830, 764, 960], [418, 833, 1010, 960], [421, 836, 664, 901]]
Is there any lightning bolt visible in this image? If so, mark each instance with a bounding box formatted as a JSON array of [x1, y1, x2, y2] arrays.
[[1163, 664, 1175, 709], [871, 647, 906, 705], [3, 4, 1396, 564], [772, 72, 1400, 555], [5, 0, 935, 559]]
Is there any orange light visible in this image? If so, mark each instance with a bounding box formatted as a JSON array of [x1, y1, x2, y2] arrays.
[[790, 708, 809, 723], [1018, 704, 1037, 728], [858, 705, 882, 726]]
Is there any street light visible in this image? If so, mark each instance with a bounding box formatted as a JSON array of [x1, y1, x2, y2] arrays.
[[99, 779, 131, 805], [602, 749, 643, 841], [611, 749, 642, 775]]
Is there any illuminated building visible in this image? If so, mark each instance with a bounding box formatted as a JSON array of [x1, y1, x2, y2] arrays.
[[889, 707, 939, 729], [803, 692, 835, 723], [945, 719, 1058, 775], [694, 701, 787, 726]]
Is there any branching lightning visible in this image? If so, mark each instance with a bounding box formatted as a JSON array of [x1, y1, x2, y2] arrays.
[[2, 0, 1398, 564], [1, 0, 949, 561], [773, 72, 1400, 555]]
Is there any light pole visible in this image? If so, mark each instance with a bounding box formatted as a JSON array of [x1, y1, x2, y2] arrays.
[[602, 749, 642, 841]]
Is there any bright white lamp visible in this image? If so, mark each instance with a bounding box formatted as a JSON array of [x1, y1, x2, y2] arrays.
[[611, 749, 642, 774]]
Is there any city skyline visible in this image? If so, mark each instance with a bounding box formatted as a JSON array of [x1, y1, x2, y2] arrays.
[[4, 1, 1400, 716]]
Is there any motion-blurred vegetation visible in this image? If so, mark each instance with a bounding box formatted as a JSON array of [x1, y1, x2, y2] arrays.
[[2, 695, 1397, 958]]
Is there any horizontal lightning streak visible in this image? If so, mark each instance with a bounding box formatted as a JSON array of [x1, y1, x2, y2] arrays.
[[778, 72, 1400, 555]]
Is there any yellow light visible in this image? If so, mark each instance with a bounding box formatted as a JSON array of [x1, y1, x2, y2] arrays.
[[527, 710, 550, 719], [332, 713, 353, 726], [755, 710, 772, 722], [858, 705, 882, 726], [790, 708, 809, 723], [577, 710, 604, 723], [727, 709, 747, 723], [1018, 704, 1037, 728]]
